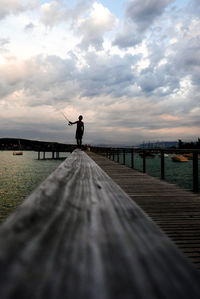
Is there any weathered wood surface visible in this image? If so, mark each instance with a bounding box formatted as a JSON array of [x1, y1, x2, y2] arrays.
[[88, 151, 200, 269], [0, 150, 200, 299]]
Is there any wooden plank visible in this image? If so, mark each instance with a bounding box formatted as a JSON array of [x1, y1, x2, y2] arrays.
[[0, 150, 200, 298]]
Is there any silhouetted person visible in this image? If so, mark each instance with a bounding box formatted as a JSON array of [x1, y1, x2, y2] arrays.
[[69, 115, 84, 148]]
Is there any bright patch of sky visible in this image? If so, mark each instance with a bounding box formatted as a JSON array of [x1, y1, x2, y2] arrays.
[[0, 0, 200, 145]]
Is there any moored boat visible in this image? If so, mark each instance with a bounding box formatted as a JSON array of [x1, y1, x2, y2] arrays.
[[13, 151, 23, 155], [171, 154, 188, 162]]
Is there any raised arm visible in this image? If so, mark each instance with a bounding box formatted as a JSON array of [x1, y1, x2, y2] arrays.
[[69, 121, 77, 125]]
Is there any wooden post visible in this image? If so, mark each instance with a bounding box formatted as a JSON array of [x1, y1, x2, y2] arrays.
[[52, 151, 55, 159], [43, 152, 45, 160], [38, 151, 40, 160], [112, 149, 115, 161], [161, 150, 165, 180], [107, 148, 109, 158], [131, 149, 134, 169], [143, 151, 146, 173], [193, 151, 199, 192], [123, 149, 126, 165], [109, 148, 112, 159], [117, 149, 120, 163]]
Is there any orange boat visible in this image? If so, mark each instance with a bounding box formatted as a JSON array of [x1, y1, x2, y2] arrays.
[[171, 155, 188, 162]]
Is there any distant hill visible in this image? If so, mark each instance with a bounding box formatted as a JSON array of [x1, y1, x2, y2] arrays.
[[137, 141, 178, 149], [95, 141, 178, 148], [0, 138, 75, 151]]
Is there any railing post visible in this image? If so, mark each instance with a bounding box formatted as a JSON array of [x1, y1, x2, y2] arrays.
[[123, 149, 126, 165], [109, 148, 111, 159], [38, 151, 40, 160], [43, 152, 45, 160], [193, 151, 199, 192], [161, 150, 165, 180], [143, 150, 146, 173], [117, 149, 120, 163], [131, 149, 134, 169], [112, 149, 115, 161]]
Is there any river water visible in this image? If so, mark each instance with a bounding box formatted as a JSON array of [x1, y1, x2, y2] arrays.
[[0, 151, 69, 223], [0, 150, 199, 223]]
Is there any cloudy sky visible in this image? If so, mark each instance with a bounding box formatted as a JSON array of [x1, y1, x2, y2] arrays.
[[0, 0, 200, 145]]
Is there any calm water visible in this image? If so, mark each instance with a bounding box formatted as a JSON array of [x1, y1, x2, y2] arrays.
[[0, 151, 69, 223], [0, 151, 199, 223], [116, 152, 200, 191]]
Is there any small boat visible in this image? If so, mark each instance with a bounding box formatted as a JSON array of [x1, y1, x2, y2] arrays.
[[171, 155, 188, 162], [13, 151, 23, 155], [13, 140, 23, 155]]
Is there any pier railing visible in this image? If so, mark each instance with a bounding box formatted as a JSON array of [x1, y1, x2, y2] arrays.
[[90, 147, 200, 193]]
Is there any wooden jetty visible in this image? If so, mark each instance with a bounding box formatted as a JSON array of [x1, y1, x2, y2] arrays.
[[88, 151, 200, 269], [0, 149, 200, 299], [36, 145, 77, 160]]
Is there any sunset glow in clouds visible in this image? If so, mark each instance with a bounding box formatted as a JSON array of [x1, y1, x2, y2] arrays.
[[0, 0, 200, 145]]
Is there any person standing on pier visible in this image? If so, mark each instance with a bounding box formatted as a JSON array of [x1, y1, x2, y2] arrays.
[[69, 115, 84, 148]]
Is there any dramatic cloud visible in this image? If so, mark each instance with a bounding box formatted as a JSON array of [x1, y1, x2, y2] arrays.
[[126, 0, 174, 32], [76, 2, 117, 50], [0, 0, 200, 144], [114, 0, 174, 48]]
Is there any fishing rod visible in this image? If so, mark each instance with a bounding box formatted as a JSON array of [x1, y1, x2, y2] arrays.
[[60, 111, 72, 125], [60, 111, 69, 122], [52, 106, 72, 125]]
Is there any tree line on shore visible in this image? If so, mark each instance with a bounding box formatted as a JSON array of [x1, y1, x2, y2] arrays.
[[178, 138, 200, 149]]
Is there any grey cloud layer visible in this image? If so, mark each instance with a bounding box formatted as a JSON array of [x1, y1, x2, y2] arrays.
[[0, 0, 200, 144], [40, 0, 92, 27], [114, 0, 174, 48], [0, 0, 39, 20], [126, 0, 174, 32]]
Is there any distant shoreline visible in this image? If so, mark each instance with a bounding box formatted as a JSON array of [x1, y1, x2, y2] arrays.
[[0, 138, 75, 151]]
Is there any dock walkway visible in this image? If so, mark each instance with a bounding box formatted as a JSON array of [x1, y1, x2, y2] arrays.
[[88, 151, 200, 269]]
